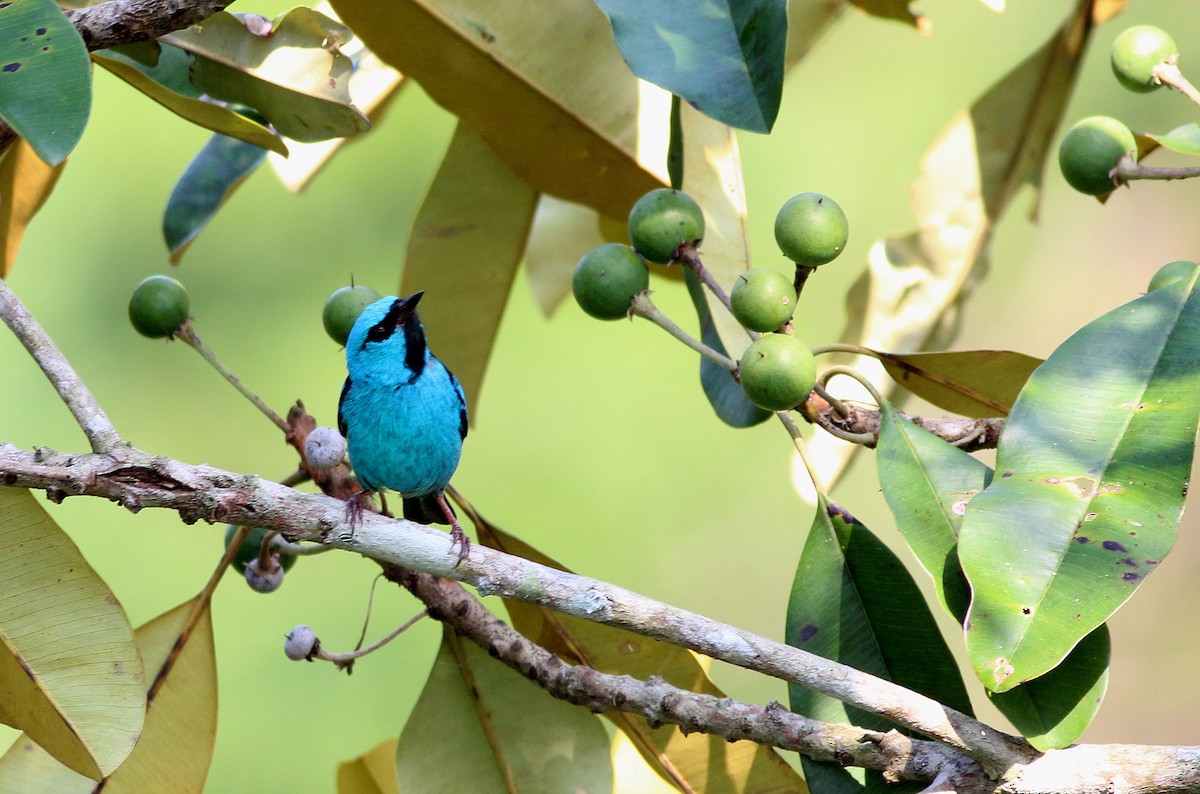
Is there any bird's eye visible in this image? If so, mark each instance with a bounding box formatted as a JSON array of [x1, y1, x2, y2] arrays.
[[365, 323, 391, 344]]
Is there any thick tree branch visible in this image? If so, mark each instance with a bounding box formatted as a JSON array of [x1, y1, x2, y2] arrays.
[[803, 392, 1005, 452]]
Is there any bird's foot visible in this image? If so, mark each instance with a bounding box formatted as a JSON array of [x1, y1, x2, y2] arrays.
[[343, 490, 372, 541], [435, 490, 470, 566]]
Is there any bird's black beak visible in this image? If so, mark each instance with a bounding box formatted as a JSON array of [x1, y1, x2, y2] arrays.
[[396, 291, 424, 322]]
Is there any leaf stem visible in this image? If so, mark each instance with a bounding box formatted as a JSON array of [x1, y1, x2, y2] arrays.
[[175, 320, 290, 433], [777, 411, 828, 496]]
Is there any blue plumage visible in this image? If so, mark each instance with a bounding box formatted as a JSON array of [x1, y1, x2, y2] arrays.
[[338, 292, 469, 560]]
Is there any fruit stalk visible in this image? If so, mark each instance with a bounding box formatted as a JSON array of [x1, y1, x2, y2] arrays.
[[174, 321, 290, 432], [629, 291, 737, 371]]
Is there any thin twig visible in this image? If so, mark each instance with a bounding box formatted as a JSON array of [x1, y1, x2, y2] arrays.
[[175, 322, 290, 432], [630, 291, 738, 371]]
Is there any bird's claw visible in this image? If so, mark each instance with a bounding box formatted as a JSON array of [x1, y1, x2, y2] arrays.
[[449, 526, 470, 567]]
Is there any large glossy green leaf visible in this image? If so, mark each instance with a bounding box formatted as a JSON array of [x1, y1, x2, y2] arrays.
[[164, 134, 268, 262], [961, 271, 1200, 692], [161, 9, 369, 143], [876, 349, 1043, 418], [876, 407, 1109, 748], [395, 626, 612, 792], [477, 519, 806, 792], [592, 0, 785, 133], [327, 0, 665, 220], [0, 0, 90, 165], [785, 497, 970, 792], [400, 122, 539, 422]]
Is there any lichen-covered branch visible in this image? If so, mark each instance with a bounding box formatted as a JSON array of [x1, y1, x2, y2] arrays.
[[803, 392, 1005, 452]]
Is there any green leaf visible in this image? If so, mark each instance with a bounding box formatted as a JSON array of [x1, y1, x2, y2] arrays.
[[164, 134, 268, 263], [476, 518, 806, 792], [401, 122, 539, 422], [961, 271, 1200, 692], [92, 51, 288, 156], [327, 0, 665, 220], [876, 349, 1043, 418], [684, 267, 770, 428], [786, 497, 970, 792], [395, 626, 612, 793], [1144, 122, 1200, 157], [0, 0, 89, 165], [0, 489, 144, 781], [876, 408, 1110, 747], [592, 0, 785, 133], [161, 9, 369, 143]]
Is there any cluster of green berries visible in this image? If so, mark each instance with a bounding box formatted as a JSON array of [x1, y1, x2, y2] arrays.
[[1058, 25, 1179, 196], [572, 187, 849, 413]]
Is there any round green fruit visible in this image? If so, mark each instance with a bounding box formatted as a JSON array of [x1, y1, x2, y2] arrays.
[[572, 243, 649, 320], [730, 267, 797, 332], [1111, 25, 1177, 93], [224, 525, 296, 576], [774, 193, 848, 267], [1147, 260, 1199, 292], [1058, 116, 1136, 196], [627, 189, 705, 264], [323, 285, 382, 346], [129, 275, 190, 338], [738, 333, 816, 412]]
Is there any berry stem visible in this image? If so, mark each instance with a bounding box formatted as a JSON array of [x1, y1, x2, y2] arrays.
[[1113, 154, 1200, 185], [793, 265, 816, 300], [678, 249, 734, 312], [1153, 59, 1200, 107], [175, 321, 290, 433], [629, 292, 738, 372], [313, 609, 430, 669]]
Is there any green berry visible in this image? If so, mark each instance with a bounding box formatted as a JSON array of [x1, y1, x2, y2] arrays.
[[627, 189, 705, 264], [224, 525, 296, 577], [1111, 25, 1178, 93], [738, 334, 816, 412], [774, 193, 848, 267], [323, 285, 382, 346], [1147, 260, 1199, 292], [572, 243, 649, 320], [730, 268, 797, 332], [129, 275, 189, 338], [1058, 116, 1136, 196]]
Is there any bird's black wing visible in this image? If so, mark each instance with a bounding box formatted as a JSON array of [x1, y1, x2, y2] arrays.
[[337, 376, 351, 438], [451, 371, 468, 440]]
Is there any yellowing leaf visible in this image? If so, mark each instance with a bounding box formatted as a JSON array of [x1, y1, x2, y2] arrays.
[[0, 489, 143, 781], [0, 139, 65, 277], [337, 739, 399, 794], [401, 122, 539, 421], [524, 195, 619, 318], [328, 0, 666, 219]]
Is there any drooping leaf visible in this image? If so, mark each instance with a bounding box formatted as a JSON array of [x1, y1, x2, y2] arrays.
[[400, 122, 539, 422], [524, 195, 619, 318], [0, 0, 90, 165], [336, 739, 399, 794], [785, 497, 970, 792], [164, 134, 268, 262], [161, 9, 370, 143], [961, 271, 1200, 692], [876, 407, 1109, 748], [0, 138, 65, 277], [0, 489, 143, 781], [876, 349, 1043, 418], [592, 0, 786, 133], [1144, 122, 1200, 157], [395, 626, 613, 792], [92, 51, 287, 156], [807, 3, 1096, 491], [477, 519, 805, 793], [328, 0, 666, 219]]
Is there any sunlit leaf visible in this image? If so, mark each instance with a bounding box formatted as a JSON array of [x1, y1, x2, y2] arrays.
[[336, 739, 399, 794], [786, 497, 969, 792], [593, 0, 786, 133], [164, 134, 268, 263], [0, 489, 143, 781], [876, 408, 1110, 747], [92, 51, 288, 156], [395, 626, 612, 792], [0, 0, 90, 165], [161, 9, 369, 143], [0, 138, 65, 277], [961, 271, 1200, 692], [524, 195, 616, 318], [477, 520, 806, 792], [1144, 122, 1200, 157], [401, 122, 539, 421], [808, 3, 1096, 491], [876, 349, 1043, 418], [328, 0, 666, 219]]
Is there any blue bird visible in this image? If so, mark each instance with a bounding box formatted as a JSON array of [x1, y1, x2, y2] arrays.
[[338, 292, 470, 562]]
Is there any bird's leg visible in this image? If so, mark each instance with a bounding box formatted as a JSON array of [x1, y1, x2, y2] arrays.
[[435, 490, 470, 566], [343, 490, 373, 540]]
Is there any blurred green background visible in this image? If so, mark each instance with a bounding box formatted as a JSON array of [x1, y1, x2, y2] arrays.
[[3, 0, 1200, 790]]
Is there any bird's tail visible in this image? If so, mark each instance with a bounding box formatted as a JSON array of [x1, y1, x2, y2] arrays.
[[403, 494, 454, 525]]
